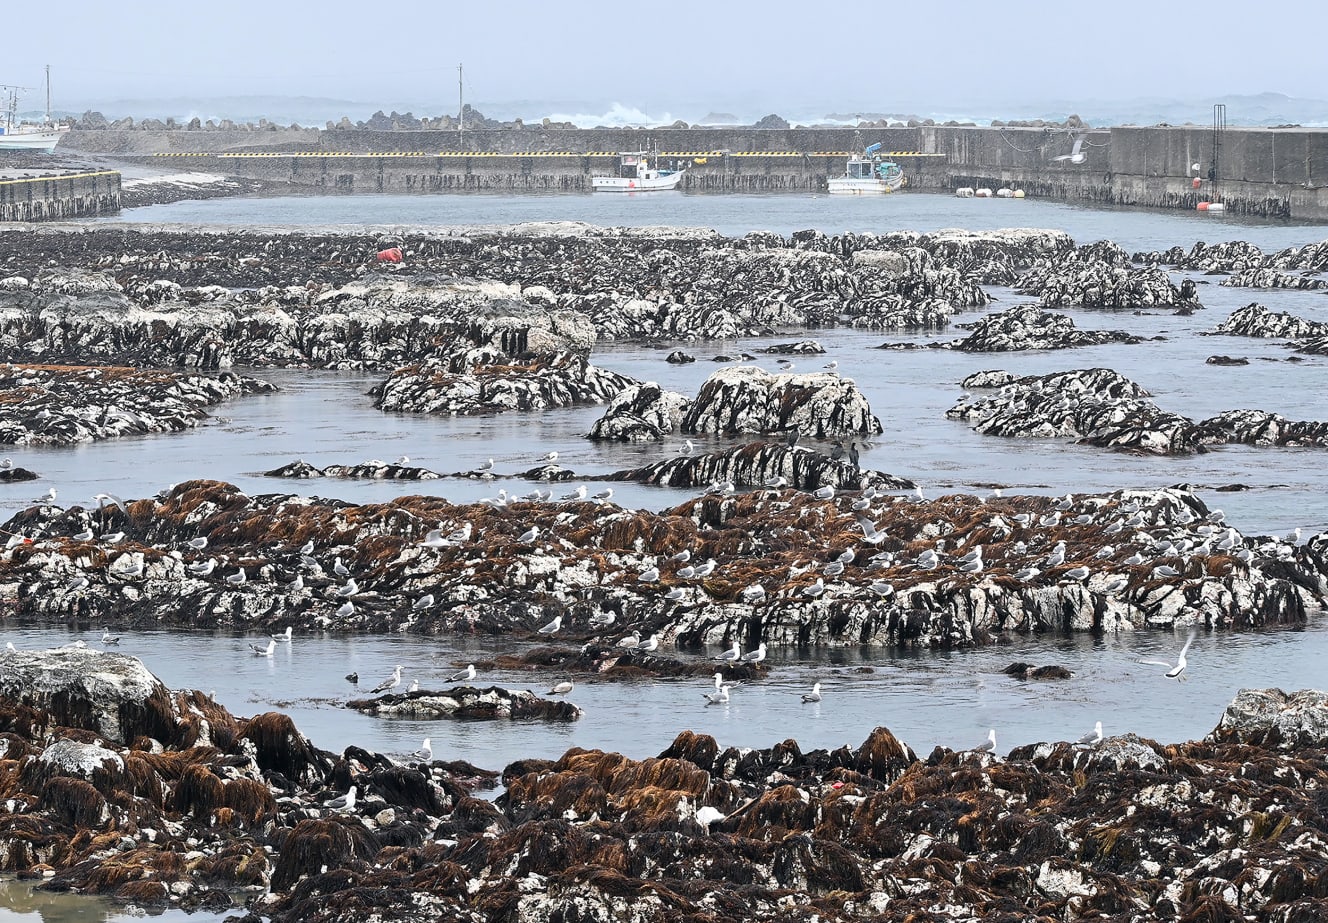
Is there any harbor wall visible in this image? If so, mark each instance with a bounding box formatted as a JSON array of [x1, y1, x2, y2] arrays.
[[0, 170, 121, 222], [59, 125, 1328, 221]]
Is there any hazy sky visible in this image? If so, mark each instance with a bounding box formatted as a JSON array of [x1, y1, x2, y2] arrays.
[[7, 1, 1327, 118]]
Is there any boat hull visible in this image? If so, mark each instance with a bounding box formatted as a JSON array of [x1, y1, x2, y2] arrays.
[[590, 171, 684, 192], [827, 176, 903, 195], [0, 128, 67, 153]]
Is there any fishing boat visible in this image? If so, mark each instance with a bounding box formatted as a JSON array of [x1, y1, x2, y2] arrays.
[[826, 143, 905, 195], [1, 69, 68, 153], [591, 152, 684, 192]]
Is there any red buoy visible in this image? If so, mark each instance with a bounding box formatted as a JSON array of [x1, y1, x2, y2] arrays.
[[1197, 202, 1210, 211], [375, 247, 403, 263], [1191, 177, 1202, 189]]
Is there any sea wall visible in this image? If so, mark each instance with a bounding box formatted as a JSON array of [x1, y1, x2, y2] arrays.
[[58, 125, 1328, 220], [0, 170, 121, 222]]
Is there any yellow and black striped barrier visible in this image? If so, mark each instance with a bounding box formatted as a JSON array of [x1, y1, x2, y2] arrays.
[[153, 149, 949, 160]]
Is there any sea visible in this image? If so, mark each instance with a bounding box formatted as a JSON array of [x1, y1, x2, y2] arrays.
[[3, 189, 1328, 921]]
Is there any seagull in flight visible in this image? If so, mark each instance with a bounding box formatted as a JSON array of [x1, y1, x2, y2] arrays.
[[1053, 137, 1086, 164], [1139, 630, 1196, 681]]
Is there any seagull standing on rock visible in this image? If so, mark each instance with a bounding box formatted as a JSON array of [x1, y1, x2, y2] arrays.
[[445, 664, 476, 684], [323, 786, 357, 813], [715, 642, 740, 662], [537, 614, 562, 635], [370, 665, 404, 694], [740, 642, 767, 664], [1074, 721, 1104, 749], [971, 729, 998, 755]]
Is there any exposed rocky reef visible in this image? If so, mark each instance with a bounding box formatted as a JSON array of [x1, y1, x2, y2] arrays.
[[951, 368, 1328, 454], [680, 367, 883, 438], [948, 305, 1143, 352], [371, 349, 633, 416], [0, 364, 274, 446], [1, 655, 1327, 923], [587, 383, 691, 442], [606, 442, 913, 492], [264, 459, 441, 480], [1, 479, 1323, 649], [347, 685, 582, 721], [1210, 302, 1328, 340], [1016, 249, 1194, 309]]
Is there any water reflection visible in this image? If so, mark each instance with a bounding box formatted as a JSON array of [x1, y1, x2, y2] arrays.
[[0, 878, 224, 923]]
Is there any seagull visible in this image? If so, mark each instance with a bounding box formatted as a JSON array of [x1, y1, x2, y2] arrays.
[[1053, 137, 1086, 164], [562, 485, 587, 502], [1139, 630, 1196, 681], [592, 488, 614, 502], [518, 526, 539, 544], [823, 360, 838, 371], [271, 626, 293, 642], [633, 633, 660, 653], [537, 615, 562, 635], [1062, 565, 1090, 581], [812, 486, 835, 501], [664, 587, 686, 601], [67, 577, 90, 592], [445, 664, 476, 683], [1044, 543, 1067, 568], [801, 682, 822, 703], [588, 610, 616, 629], [800, 578, 826, 598], [1073, 721, 1104, 749], [822, 561, 845, 577], [671, 549, 692, 564], [187, 537, 208, 551], [322, 786, 357, 813], [336, 578, 359, 597], [412, 738, 432, 761], [1152, 564, 1181, 579], [540, 451, 559, 464], [677, 565, 697, 579], [696, 805, 726, 832], [101, 531, 125, 545], [740, 584, 767, 603], [407, 679, 419, 693], [869, 580, 895, 597], [333, 557, 350, 578], [336, 601, 355, 618], [702, 685, 731, 705], [370, 665, 403, 694], [32, 488, 57, 505], [413, 594, 434, 610], [682, 440, 695, 455], [101, 629, 120, 645], [693, 559, 717, 577], [225, 568, 247, 587], [740, 642, 767, 664], [971, 729, 997, 755], [284, 574, 304, 592], [715, 642, 741, 662], [249, 638, 275, 657], [72, 529, 94, 542], [638, 567, 660, 583], [92, 492, 125, 513], [476, 458, 494, 473], [616, 630, 641, 649], [299, 540, 315, 555], [547, 679, 574, 696]]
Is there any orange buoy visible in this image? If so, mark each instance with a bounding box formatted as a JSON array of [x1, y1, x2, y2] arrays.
[[375, 247, 403, 263], [1197, 202, 1210, 211]]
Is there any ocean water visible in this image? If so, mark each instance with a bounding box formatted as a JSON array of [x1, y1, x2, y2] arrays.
[[1, 194, 1327, 919]]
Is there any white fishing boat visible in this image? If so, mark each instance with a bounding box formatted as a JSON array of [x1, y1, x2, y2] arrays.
[[591, 152, 684, 192], [1, 68, 68, 153], [827, 143, 905, 195]]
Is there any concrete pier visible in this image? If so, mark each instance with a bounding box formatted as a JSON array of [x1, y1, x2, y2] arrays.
[[58, 123, 1328, 221], [0, 169, 121, 222]]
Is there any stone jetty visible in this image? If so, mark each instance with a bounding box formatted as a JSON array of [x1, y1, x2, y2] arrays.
[[1, 651, 1326, 922], [2, 479, 1323, 648]]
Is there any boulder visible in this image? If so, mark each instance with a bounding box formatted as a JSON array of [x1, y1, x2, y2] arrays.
[[607, 442, 913, 491], [587, 383, 691, 442], [347, 685, 582, 721], [1209, 688, 1328, 750], [948, 305, 1142, 352], [681, 367, 883, 438]]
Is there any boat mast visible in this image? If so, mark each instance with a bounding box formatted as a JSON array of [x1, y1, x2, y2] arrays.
[[45, 65, 51, 124], [457, 63, 464, 148]]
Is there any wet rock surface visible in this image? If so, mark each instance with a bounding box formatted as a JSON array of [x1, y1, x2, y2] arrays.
[[606, 441, 914, 491], [681, 367, 883, 438], [1016, 249, 1195, 309], [949, 304, 1143, 352], [370, 349, 634, 417], [2, 479, 1323, 648], [264, 459, 441, 480], [0, 364, 274, 446], [587, 383, 692, 442], [347, 685, 583, 721], [1210, 302, 1328, 340], [2, 662, 1326, 923], [951, 368, 1328, 454]]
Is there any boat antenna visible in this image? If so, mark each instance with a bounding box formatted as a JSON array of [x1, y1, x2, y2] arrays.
[[457, 63, 464, 148]]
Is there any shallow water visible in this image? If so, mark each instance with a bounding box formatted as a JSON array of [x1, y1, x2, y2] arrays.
[[0, 878, 224, 922], [3, 192, 1326, 765]]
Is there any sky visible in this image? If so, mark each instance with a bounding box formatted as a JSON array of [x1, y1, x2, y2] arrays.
[[6, 1, 1328, 123]]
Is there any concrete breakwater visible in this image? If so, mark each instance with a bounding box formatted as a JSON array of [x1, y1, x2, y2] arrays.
[[0, 170, 121, 222], [64, 123, 1328, 219]]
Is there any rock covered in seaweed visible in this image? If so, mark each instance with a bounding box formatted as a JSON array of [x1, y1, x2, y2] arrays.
[[947, 305, 1142, 352], [347, 685, 582, 721], [0, 364, 274, 446], [586, 383, 691, 442], [2, 479, 1324, 649], [1210, 302, 1328, 339], [371, 349, 635, 416], [681, 366, 883, 438], [951, 368, 1328, 454], [1017, 250, 1194, 309], [606, 441, 913, 491]]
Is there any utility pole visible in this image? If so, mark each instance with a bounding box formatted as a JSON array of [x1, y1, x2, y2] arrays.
[[458, 64, 464, 149]]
